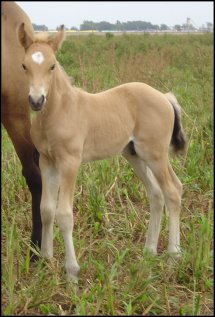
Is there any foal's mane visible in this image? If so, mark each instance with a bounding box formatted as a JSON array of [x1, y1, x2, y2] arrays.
[[34, 32, 49, 43], [59, 63, 75, 86]]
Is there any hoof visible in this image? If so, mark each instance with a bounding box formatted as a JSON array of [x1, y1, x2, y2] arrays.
[[30, 252, 40, 262], [143, 246, 157, 256], [167, 247, 182, 265], [66, 264, 80, 283], [167, 245, 181, 257]]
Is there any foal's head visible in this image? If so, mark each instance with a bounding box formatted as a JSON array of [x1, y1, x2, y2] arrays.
[[18, 23, 65, 111]]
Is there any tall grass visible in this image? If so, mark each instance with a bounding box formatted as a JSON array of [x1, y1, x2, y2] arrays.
[[2, 33, 213, 315]]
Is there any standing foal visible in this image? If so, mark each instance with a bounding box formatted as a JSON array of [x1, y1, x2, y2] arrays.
[[18, 24, 187, 282]]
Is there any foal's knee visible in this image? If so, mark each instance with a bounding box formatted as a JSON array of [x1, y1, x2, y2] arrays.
[[56, 211, 73, 232], [41, 204, 55, 225]]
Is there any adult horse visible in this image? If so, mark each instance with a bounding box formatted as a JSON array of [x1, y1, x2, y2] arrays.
[[2, 1, 42, 257]]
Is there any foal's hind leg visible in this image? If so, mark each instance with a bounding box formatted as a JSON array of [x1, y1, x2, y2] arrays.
[[123, 149, 164, 254], [135, 147, 182, 255], [167, 163, 183, 254]]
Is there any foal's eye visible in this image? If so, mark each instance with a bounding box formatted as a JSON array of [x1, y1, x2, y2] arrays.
[[22, 64, 27, 71], [50, 64, 56, 71]]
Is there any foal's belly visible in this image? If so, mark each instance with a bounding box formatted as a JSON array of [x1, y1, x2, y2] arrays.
[[81, 134, 131, 163], [81, 109, 135, 163]]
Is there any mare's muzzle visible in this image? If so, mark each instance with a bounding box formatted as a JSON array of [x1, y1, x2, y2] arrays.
[[29, 94, 45, 111]]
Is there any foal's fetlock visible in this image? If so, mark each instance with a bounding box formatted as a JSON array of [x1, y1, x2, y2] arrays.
[[41, 246, 53, 259], [167, 246, 182, 264], [167, 244, 181, 255], [66, 263, 80, 283]]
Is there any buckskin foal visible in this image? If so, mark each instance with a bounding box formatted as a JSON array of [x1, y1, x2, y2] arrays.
[[18, 24, 186, 281], [2, 2, 42, 257]]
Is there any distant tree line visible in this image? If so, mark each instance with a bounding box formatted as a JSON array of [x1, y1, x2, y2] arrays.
[[79, 20, 166, 31], [33, 23, 48, 31], [33, 20, 213, 32]]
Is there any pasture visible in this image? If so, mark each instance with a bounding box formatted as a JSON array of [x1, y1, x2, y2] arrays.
[[2, 33, 213, 315]]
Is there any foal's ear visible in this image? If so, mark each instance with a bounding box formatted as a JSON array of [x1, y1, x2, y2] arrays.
[[48, 25, 65, 52], [18, 23, 34, 50]]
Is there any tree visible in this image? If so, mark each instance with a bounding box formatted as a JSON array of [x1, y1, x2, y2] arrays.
[[116, 20, 122, 31], [70, 26, 79, 31], [32, 23, 48, 31], [97, 21, 114, 31], [174, 24, 182, 31], [160, 24, 169, 31], [206, 22, 213, 31], [80, 20, 97, 31]]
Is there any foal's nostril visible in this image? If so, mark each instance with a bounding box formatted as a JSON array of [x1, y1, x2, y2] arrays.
[[28, 95, 34, 106], [38, 95, 45, 106], [28, 95, 36, 107], [28, 94, 45, 110]]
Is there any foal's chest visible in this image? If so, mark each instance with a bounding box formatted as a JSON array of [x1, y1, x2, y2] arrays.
[[31, 123, 54, 160], [38, 136, 56, 161]]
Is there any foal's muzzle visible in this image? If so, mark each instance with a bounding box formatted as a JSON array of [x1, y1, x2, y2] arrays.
[[29, 94, 46, 111]]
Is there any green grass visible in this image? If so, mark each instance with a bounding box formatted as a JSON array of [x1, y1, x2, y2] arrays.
[[2, 33, 213, 315]]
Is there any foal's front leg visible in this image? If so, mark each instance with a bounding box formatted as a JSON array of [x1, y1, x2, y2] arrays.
[[55, 156, 81, 282], [39, 155, 59, 258]]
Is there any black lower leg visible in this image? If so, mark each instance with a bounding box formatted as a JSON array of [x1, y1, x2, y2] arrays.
[[22, 163, 42, 261]]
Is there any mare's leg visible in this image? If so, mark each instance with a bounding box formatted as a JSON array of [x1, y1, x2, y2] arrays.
[[134, 145, 182, 255], [2, 113, 42, 256], [123, 149, 164, 254], [55, 155, 81, 282]]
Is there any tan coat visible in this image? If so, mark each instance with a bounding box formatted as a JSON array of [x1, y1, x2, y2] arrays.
[[18, 24, 187, 281]]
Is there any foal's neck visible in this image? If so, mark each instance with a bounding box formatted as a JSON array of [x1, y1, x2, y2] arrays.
[[47, 63, 75, 107], [53, 63, 72, 91]]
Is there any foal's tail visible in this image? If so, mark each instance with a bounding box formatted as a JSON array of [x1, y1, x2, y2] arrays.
[[165, 92, 187, 153]]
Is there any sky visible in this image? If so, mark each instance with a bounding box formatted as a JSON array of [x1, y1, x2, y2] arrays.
[[16, 1, 213, 30]]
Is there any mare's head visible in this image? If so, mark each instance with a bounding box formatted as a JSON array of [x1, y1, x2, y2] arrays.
[[18, 23, 65, 111]]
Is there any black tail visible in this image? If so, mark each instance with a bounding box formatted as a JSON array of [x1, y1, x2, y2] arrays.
[[165, 92, 187, 153]]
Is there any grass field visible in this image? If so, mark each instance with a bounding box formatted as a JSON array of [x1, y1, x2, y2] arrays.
[[2, 33, 213, 315]]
